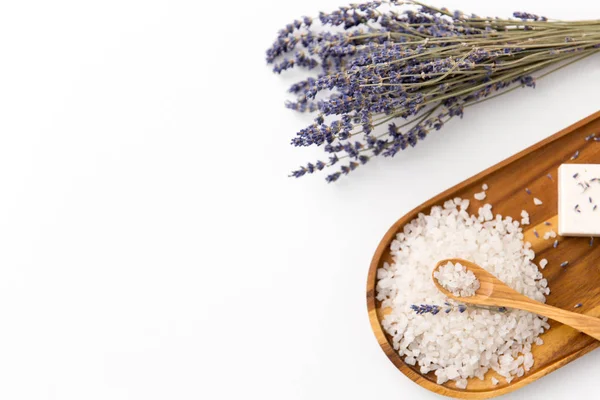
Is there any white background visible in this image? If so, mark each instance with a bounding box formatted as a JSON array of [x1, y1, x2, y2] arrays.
[[0, 0, 599, 399]]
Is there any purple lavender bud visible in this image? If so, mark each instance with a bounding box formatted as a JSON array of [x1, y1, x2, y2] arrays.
[[513, 11, 543, 21], [325, 172, 341, 183]]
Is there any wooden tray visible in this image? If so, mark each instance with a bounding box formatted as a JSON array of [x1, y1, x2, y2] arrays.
[[366, 110, 600, 399]]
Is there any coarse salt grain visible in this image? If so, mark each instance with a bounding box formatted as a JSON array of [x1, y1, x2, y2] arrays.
[[539, 259, 548, 269], [482, 183, 489, 191], [474, 191, 486, 201], [491, 377, 499, 385], [542, 230, 556, 240], [376, 199, 549, 388], [533, 198, 543, 206], [520, 210, 530, 225]]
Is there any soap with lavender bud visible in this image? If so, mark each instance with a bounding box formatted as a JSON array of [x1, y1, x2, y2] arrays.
[[558, 164, 600, 236]]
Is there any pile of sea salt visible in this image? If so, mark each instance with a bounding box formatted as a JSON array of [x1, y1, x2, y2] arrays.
[[434, 261, 480, 297], [376, 198, 550, 388]]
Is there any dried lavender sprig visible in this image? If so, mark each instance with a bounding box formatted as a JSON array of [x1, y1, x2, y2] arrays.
[[410, 304, 441, 315], [269, 1, 600, 181], [410, 303, 507, 315]]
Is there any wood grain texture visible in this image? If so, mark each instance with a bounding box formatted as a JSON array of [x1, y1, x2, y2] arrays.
[[434, 258, 600, 342], [366, 110, 600, 399]]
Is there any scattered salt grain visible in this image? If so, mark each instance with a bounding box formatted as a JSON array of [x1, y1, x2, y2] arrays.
[[491, 377, 499, 386], [533, 198, 543, 206], [520, 210, 530, 225], [434, 262, 480, 297], [523, 353, 534, 371], [474, 191, 486, 201], [539, 259, 548, 269], [456, 379, 468, 389], [482, 183, 489, 191]]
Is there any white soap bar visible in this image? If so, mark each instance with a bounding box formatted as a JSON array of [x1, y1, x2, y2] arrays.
[[558, 164, 600, 236]]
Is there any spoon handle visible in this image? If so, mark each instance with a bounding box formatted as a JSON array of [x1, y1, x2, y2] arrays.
[[510, 298, 600, 341]]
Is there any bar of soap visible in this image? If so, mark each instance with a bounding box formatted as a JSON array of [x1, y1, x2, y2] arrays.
[[558, 164, 600, 236]]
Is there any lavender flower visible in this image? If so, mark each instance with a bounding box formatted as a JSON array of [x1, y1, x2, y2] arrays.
[[410, 304, 441, 315], [268, 1, 600, 181], [513, 11, 546, 21], [571, 150, 580, 160]]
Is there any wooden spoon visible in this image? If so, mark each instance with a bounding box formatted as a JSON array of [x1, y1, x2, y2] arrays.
[[433, 258, 600, 341]]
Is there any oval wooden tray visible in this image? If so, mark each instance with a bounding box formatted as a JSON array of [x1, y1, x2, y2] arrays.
[[366, 110, 600, 399]]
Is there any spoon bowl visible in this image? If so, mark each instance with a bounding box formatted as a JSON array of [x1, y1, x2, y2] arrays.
[[433, 258, 519, 307]]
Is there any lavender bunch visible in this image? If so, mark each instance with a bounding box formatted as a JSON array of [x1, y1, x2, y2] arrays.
[[267, 1, 600, 182]]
